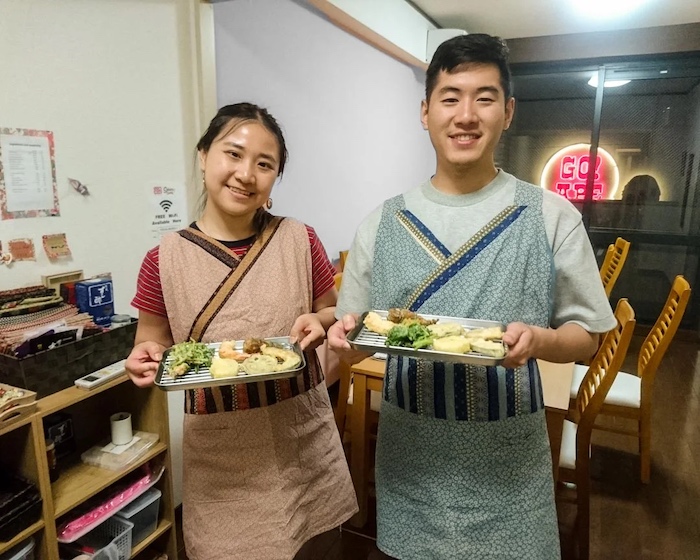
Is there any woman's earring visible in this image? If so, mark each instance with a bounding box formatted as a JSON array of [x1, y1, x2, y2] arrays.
[[201, 175, 206, 188], [265, 198, 273, 210]]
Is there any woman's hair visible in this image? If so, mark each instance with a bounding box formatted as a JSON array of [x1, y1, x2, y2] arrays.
[[425, 33, 512, 103], [622, 174, 661, 204], [196, 103, 288, 234]]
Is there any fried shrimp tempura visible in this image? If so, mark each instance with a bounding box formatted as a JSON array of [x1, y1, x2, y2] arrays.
[[218, 340, 250, 362]]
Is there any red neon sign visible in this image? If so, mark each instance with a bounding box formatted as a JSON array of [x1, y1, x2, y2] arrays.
[[540, 144, 619, 201]]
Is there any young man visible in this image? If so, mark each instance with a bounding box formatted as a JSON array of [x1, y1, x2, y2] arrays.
[[328, 34, 616, 559]]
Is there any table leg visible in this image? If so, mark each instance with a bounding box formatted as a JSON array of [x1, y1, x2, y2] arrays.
[[349, 372, 369, 527]]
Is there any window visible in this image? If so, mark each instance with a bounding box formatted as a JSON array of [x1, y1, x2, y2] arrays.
[[502, 56, 700, 328]]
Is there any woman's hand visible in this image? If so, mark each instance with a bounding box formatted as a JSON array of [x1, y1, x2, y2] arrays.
[[290, 313, 327, 351], [328, 314, 370, 365], [126, 341, 166, 388]]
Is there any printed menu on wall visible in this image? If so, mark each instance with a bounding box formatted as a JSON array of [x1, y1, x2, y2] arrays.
[[0, 127, 60, 219], [42, 233, 72, 260]]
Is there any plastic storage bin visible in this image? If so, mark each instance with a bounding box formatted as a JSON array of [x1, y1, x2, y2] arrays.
[[0, 538, 34, 560], [115, 488, 161, 547], [76, 516, 133, 560]]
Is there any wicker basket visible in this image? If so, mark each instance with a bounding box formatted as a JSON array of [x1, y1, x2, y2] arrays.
[[78, 516, 133, 560], [0, 322, 137, 398]]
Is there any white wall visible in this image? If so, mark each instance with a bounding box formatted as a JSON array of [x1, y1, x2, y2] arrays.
[[0, 0, 208, 506], [213, 0, 436, 259]]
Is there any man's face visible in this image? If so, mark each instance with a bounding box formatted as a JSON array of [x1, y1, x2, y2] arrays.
[[421, 64, 514, 173]]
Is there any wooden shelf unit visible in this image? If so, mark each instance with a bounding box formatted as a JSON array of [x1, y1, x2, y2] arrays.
[[0, 375, 177, 559], [0, 520, 44, 556]]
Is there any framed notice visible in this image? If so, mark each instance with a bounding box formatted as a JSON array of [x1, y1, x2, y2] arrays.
[[0, 127, 60, 219]]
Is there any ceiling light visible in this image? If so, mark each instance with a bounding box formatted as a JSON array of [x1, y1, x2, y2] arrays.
[[571, 0, 650, 17], [660, 70, 668, 74], [588, 75, 631, 88]]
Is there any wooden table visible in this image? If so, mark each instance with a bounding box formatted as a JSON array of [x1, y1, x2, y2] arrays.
[[346, 357, 575, 527]]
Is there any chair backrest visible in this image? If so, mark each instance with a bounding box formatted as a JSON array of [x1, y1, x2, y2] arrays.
[[573, 299, 636, 437], [334, 272, 343, 290], [599, 237, 631, 297], [339, 250, 349, 272], [637, 275, 691, 386]]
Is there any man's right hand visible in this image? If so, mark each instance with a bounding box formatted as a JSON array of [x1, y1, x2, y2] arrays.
[[327, 313, 371, 365], [126, 341, 167, 388]]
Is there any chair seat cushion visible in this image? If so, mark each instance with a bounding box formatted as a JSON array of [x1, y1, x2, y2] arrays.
[[559, 419, 593, 470], [569, 364, 641, 408], [347, 382, 382, 412]]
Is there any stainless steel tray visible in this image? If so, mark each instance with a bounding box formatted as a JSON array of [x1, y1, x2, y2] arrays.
[[347, 311, 507, 366], [154, 336, 305, 391]]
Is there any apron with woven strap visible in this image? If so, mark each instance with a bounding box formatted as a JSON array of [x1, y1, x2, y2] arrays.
[[371, 181, 561, 559], [160, 217, 357, 560]]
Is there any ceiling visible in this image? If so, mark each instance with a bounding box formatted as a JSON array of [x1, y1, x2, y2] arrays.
[[409, 0, 700, 39]]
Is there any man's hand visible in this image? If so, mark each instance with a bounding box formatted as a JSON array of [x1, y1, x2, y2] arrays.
[[126, 341, 167, 388], [290, 313, 326, 351], [501, 322, 537, 368], [328, 314, 371, 365], [501, 321, 599, 367]]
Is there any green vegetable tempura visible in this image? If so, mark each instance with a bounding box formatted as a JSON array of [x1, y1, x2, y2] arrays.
[[168, 340, 214, 377], [385, 323, 434, 350]]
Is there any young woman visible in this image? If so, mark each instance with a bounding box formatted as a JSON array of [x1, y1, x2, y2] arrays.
[[126, 103, 357, 560]]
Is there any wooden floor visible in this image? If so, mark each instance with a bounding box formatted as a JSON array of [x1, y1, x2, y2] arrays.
[[177, 334, 700, 559]]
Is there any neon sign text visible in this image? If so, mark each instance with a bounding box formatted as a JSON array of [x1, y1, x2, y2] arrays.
[[540, 144, 619, 201]]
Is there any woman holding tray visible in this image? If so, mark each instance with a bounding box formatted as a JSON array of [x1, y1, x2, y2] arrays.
[[125, 103, 357, 560]]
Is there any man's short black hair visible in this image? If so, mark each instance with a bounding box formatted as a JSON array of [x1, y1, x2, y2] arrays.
[[425, 33, 512, 102]]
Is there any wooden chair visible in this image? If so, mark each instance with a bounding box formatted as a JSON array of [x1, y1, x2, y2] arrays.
[[559, 298, 636, 560], [339, 250, 349, 272], [579, 237, 632, 367], [569, 275, 691, 483], [599, 237, 631, 297]]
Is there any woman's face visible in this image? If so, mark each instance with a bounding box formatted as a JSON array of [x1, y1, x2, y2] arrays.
[[199, 120, 281, 219]]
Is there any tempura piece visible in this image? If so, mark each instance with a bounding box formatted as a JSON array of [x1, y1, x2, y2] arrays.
[[431, 335, 472, 354], [261, 345, 302, 372], [210, 357, 240, 379], [363, 312, 396, 336], [470, 338, 506, 358], [427, 322, 465, 338], [167, 340, 214, 377], [219, 340, 250, 362], [170, 363, 189, 378], [387, 308, 437, 326], [243, 338, 266, 354], [242, 354, 278, 374], [463, 326, 504, 340]]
